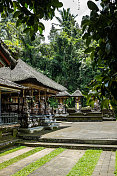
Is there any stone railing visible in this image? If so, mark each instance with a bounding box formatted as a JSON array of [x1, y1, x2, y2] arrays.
[[0, 113, 18, 124]]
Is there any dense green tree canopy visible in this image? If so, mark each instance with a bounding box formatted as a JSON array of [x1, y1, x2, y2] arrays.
[[82, 0, 117, 108], [33, 8, 99, 95], [0, 8, 100, 107], [0, 0, 63, 40]]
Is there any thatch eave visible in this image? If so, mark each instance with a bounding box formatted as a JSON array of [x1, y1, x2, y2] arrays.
[[71, 89, 83, 97]]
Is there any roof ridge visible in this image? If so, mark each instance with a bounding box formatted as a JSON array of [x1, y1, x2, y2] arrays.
[[16, 59, 66, 90]]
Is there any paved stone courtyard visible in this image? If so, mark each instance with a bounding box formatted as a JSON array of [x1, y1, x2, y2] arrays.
[[41, 121, 117, 140]]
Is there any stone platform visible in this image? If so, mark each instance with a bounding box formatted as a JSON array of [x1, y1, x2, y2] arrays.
[[67, 112, 103, 122], [40, 121, 117, 140], [18, 121, 117, 150]]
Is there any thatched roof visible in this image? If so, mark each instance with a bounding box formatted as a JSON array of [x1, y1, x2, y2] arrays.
[[71, 89, 83, 97], [0, 40, 17, 69], [56, 91, 71, 97], [0, 59, 67, 92], [0, 78, 26, 90]]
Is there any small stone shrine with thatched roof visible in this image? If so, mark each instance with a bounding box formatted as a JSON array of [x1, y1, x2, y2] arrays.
[[55, 91, 71, 114], [71, 89, 83, 112]]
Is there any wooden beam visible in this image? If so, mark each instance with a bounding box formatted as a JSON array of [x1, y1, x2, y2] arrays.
[[0, 90, 1, 123], [0, 86, 20, 92], [0, 50, 10, 66], [0, 60, 4, 67], [21, 83, 58, 94], [38, 90, 40, 101]]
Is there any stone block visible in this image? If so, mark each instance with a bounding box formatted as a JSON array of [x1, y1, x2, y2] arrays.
[[13, 128, 18, 137], [0, 130, 2, 139]]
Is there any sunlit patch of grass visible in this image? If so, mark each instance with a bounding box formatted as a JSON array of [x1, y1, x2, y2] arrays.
[[0, 146, 26, 157], [0, 147, 44, 170], [67, 150, 102, 176], [114, 150, 117, 175], [12, 148, 65, 176]]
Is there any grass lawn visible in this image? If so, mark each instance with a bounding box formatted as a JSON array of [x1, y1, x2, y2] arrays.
[[67, 150, 102, 176], [12, 148, 65, 176], [1, 147, 114, 176], [0, 146, 26, 157], [115, 150, 117, 175], [0, 147, 44, 170]]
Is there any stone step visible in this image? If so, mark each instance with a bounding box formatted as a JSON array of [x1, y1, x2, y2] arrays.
[[18, 136, 117, 145], [19, 126, 44, 134], [67, 116, 102, 122], [103, 117, 116, 121], [39, 138, 117, 145], [16, 141, 117, 151], [0, 139, 21, 150]]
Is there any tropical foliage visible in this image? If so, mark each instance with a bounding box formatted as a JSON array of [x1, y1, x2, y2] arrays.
[[0, 6, 103, 107], [0, 0, 63, 40], [82, 0, 117, 108]]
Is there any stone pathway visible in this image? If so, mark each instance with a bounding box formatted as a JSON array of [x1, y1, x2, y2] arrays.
[[29, 149, 85, 176], [92, 151, 115, 176], [0, 147, 116, 176], [0, 148, 54, 176], [0, 147, 34, 163]]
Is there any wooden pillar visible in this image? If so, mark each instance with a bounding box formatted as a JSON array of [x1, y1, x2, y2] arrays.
[[18, 92, 20, 115], [0, 90, 1, 123], [65, 98, 67, 113], [31, 89, 34, 113], [60, 98, 62, 104], [39, 90, 40, 101], [45, 91, 47, 114], [22, 90, 25, 114], [31, 89, 34, 97], [38, 90, 40, 114]]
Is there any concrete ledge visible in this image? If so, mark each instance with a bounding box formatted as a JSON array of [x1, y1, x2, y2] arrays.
[[67, 112, 103, 122], [67, 117, 102, 122], [16, 141, 117, 151], [103, 117, 116, 121], [68, 112, 102, 117], [0, 139, 20, 150], [38, 138, 117, 145], [19, 126, 44, 134]]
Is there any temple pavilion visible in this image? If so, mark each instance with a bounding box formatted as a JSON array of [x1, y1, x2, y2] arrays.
[[55, 91, 71, 114], [0, 57, 67, 129], [0, 40, 26, 124], [0, 40, 27, 142]]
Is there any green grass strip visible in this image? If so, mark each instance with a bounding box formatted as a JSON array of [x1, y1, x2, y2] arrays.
[[0, 146, 26, 157], [114, 150, 117, 175], [12, 148, 65, 176], [0, 147, 44, 170], [67, 150, 102, 176]]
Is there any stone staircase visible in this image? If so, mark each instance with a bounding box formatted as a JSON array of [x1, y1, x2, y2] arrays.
[[67, 112, 103, 122], [17, 137, 117, 151], [17, 121, 117, 151]]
